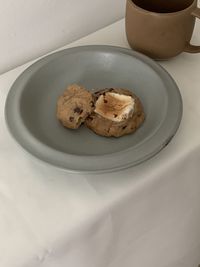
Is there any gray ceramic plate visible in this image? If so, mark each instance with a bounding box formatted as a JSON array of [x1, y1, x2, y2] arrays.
[[5, 45, 182, 173]]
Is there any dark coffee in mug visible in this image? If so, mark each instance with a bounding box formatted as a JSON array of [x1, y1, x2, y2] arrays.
[[132, 0, 194, 13]]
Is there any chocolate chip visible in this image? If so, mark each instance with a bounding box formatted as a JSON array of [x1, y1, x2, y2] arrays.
[[90, 101, 95, 108], [114, 114, 118, 118], [69, 117, 74, 122], [74, 107, 83, 114], [104, 99, 108, 103], [88, 116, 93, 121], [102, 92, 106, 96], [122, 126, 127, 130]]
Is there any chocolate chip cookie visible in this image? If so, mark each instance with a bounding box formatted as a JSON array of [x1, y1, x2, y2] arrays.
[[85, 88, 145, 137], [57, 84, 94, 129]]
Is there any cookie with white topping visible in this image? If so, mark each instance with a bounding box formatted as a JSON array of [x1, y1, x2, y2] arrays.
[[85, 88, 145, 137]]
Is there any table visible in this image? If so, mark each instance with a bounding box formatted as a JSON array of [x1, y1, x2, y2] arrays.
[[1, 19, 200, 267]]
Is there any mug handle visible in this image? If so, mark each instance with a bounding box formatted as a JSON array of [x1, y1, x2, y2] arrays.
[[184, 7, 200, 53]]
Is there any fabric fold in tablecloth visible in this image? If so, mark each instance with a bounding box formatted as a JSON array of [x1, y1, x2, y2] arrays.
[[21, 144, 200, 267]]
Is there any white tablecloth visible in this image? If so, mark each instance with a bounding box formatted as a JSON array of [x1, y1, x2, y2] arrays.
[[1, 20, 200, 267]]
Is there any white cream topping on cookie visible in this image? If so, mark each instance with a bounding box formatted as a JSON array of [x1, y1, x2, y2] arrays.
[[95, 92, 135, 122]]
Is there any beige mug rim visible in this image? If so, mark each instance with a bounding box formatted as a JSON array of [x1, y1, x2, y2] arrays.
[[128, 0, 197, 16]]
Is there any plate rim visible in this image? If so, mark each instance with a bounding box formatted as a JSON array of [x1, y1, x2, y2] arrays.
[[5, 45, 183, 173]]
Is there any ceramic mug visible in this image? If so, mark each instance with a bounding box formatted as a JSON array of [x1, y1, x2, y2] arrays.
[[126, 0, 200, 59]]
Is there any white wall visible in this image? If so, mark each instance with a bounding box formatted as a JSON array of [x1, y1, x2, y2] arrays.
[[0, 0, 125, 74]]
